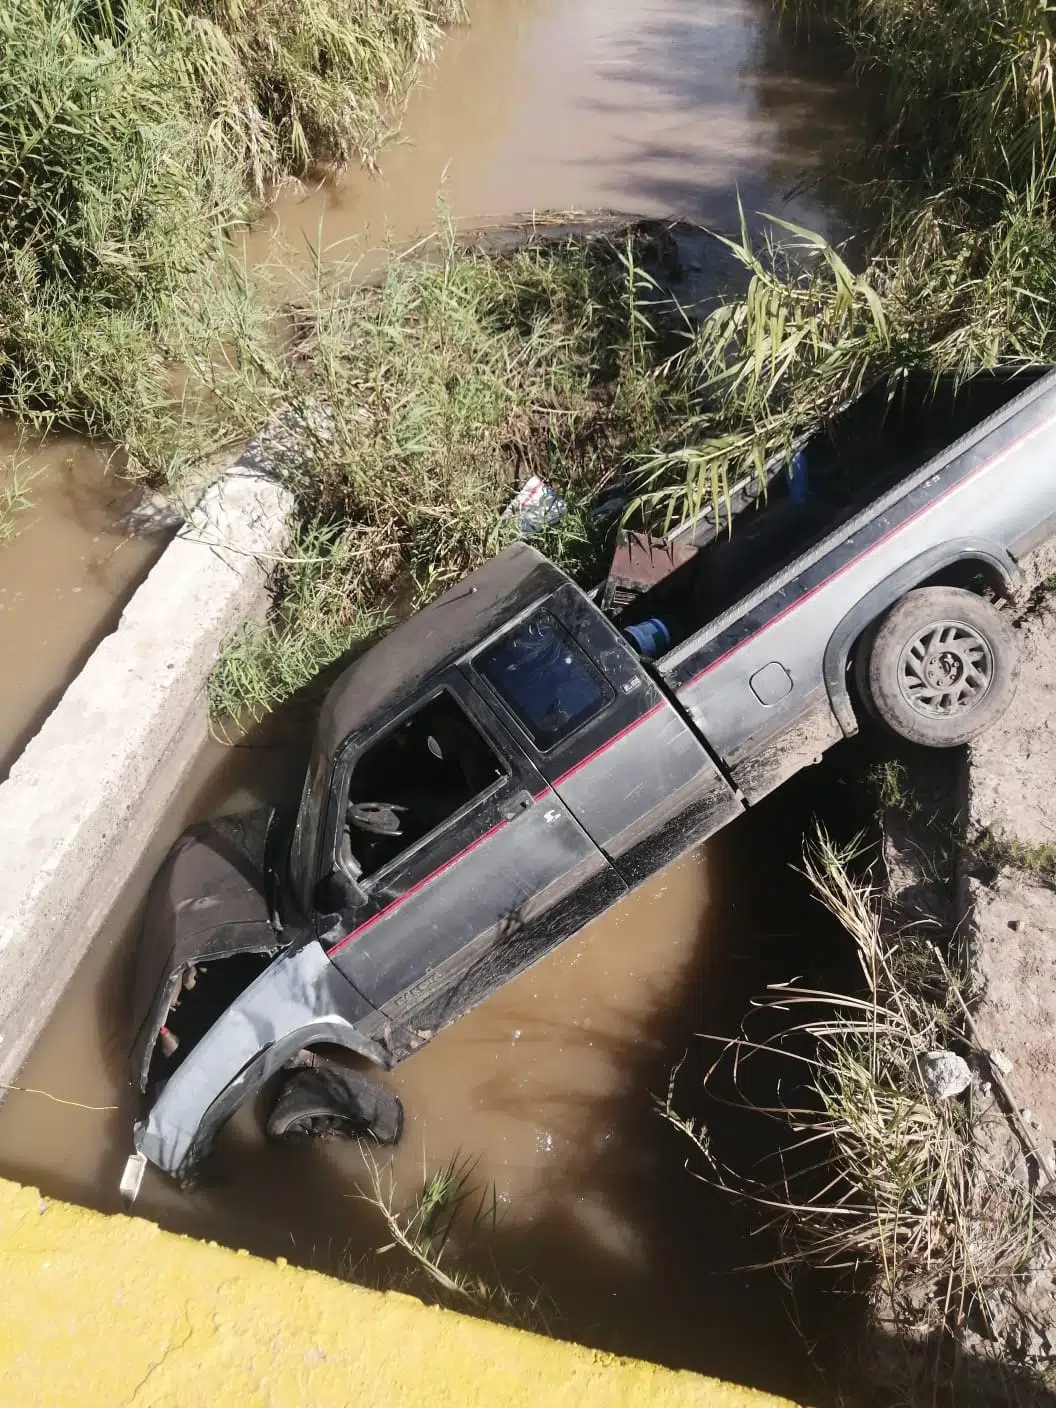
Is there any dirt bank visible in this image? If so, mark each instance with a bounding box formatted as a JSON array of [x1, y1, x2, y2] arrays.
[[868, 548, 1056, 1398]]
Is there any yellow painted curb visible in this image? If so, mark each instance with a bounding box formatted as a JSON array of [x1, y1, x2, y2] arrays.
[[0, 1179, 797, 1408]]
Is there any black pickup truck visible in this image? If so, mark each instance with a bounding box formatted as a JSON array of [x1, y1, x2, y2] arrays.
[[124, 366, 1056, 1192]]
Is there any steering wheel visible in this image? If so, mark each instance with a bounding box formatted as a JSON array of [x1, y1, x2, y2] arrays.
[[348, 801, 406, 836]]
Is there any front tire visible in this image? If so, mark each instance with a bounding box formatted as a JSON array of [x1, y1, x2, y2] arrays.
[[858, 586, 1019, 747], [267, 1065, 404, 1145]]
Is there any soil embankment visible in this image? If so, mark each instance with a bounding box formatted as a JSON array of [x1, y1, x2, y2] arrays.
[[870, 548, 1056, 1394]]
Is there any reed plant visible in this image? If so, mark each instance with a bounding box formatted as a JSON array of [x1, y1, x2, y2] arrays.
[[0, 0, 460, 469]]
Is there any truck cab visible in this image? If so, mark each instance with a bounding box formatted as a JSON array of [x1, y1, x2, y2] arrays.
[[128, 364, 1056, 1191], [130, 543, 741, 1185]]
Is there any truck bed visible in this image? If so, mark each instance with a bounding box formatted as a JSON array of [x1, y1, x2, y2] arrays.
[[608, 367, 1052, 651]]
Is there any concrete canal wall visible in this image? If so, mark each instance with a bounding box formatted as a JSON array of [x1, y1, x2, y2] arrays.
[[0, 460, 291, 1089], [0, 1177, 797, 1408]]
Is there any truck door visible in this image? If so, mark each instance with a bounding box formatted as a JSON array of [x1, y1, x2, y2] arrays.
[[324, 671, 624, 1059], [468, 584, 745, 886]]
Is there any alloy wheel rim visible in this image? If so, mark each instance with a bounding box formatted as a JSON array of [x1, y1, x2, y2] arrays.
[[897, 619, 994, 718]]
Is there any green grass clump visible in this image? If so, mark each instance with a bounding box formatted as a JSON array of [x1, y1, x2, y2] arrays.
[[976, 830, 1056, 888], [783, 0, 1056, 198], [210, 228, 686, 720], [867, 758, 919, 816], [0, 0, 461, 475], [353, 1148, 552, 1331]]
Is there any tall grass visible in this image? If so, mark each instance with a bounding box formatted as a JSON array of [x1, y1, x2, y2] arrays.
[[0, 0, 461, 473], [209, 228, 683, 720], [784, 0, 1056, 198], [664, 831, 1044, 1402], [624, 168, 1056, 525]]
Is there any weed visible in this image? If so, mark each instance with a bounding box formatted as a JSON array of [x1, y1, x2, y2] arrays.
[[0, 442, 37, 544], [975, 830, 1056, 887], [664, 828, 1046, 1401], [352, 1148, 552, 1332], [867, 759, 919, 817]]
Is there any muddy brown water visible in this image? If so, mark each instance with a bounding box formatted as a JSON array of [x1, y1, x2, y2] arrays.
[[241, 0, 860, 271], [0, 427, 162, 777], [0, 0, 867, 1393]]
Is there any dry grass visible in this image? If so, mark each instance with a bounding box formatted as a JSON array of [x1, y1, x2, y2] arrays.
[[352, 1148, 552, 1332], [664, 829, 1045, 1397]]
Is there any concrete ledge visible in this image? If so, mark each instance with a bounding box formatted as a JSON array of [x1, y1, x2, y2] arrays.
[[0, 1177, 796, 1407], [0, 462, 291, 1086]]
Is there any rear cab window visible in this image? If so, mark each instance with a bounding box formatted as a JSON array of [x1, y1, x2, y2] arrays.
[[475, 608, 613, 751]]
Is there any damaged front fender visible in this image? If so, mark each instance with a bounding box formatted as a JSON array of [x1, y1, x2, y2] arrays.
[[132, 809, 285, 1093], [134, 940, 389, 1183]]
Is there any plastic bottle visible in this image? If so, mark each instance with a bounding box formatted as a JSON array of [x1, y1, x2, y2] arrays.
[[624, 618, 671, 659], [787, 447, 810, 505]]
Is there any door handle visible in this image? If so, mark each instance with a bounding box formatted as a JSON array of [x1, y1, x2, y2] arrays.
[[501, 789, 535, 820]]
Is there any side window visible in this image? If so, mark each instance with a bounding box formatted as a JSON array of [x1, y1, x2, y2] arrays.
[[476, 609, 613, 751], [342, 692, 506, 882]]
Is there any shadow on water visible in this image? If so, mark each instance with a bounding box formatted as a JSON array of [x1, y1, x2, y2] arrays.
[[426, 749, 875, 1395], [555, 0, 864, 240]]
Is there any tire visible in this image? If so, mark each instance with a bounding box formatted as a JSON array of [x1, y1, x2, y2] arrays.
[[266, 1065, 403, 1145], [860, 586, 1019, 747], [852, 617, 882, 724]]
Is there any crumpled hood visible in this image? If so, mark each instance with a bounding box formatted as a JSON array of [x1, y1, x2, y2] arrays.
[[131, 808, 283, 1091]]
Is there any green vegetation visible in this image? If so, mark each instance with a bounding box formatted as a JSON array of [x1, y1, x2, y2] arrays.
[[205, 174, 1056, 720], [782, 0, 1056, 197], [209, 228, 695, 720], [867, 758, 919, 816], [0, 443, 36, 544], [0, 0, 461, 475], [354, 1149, 551, 1331], [977, 830, 1056, 888], [7, 0, 1056, 733]]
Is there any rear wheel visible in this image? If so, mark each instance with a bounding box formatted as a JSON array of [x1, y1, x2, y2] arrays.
[[858, 586, 1019, 747], [267, 1065, 403, 1145]]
